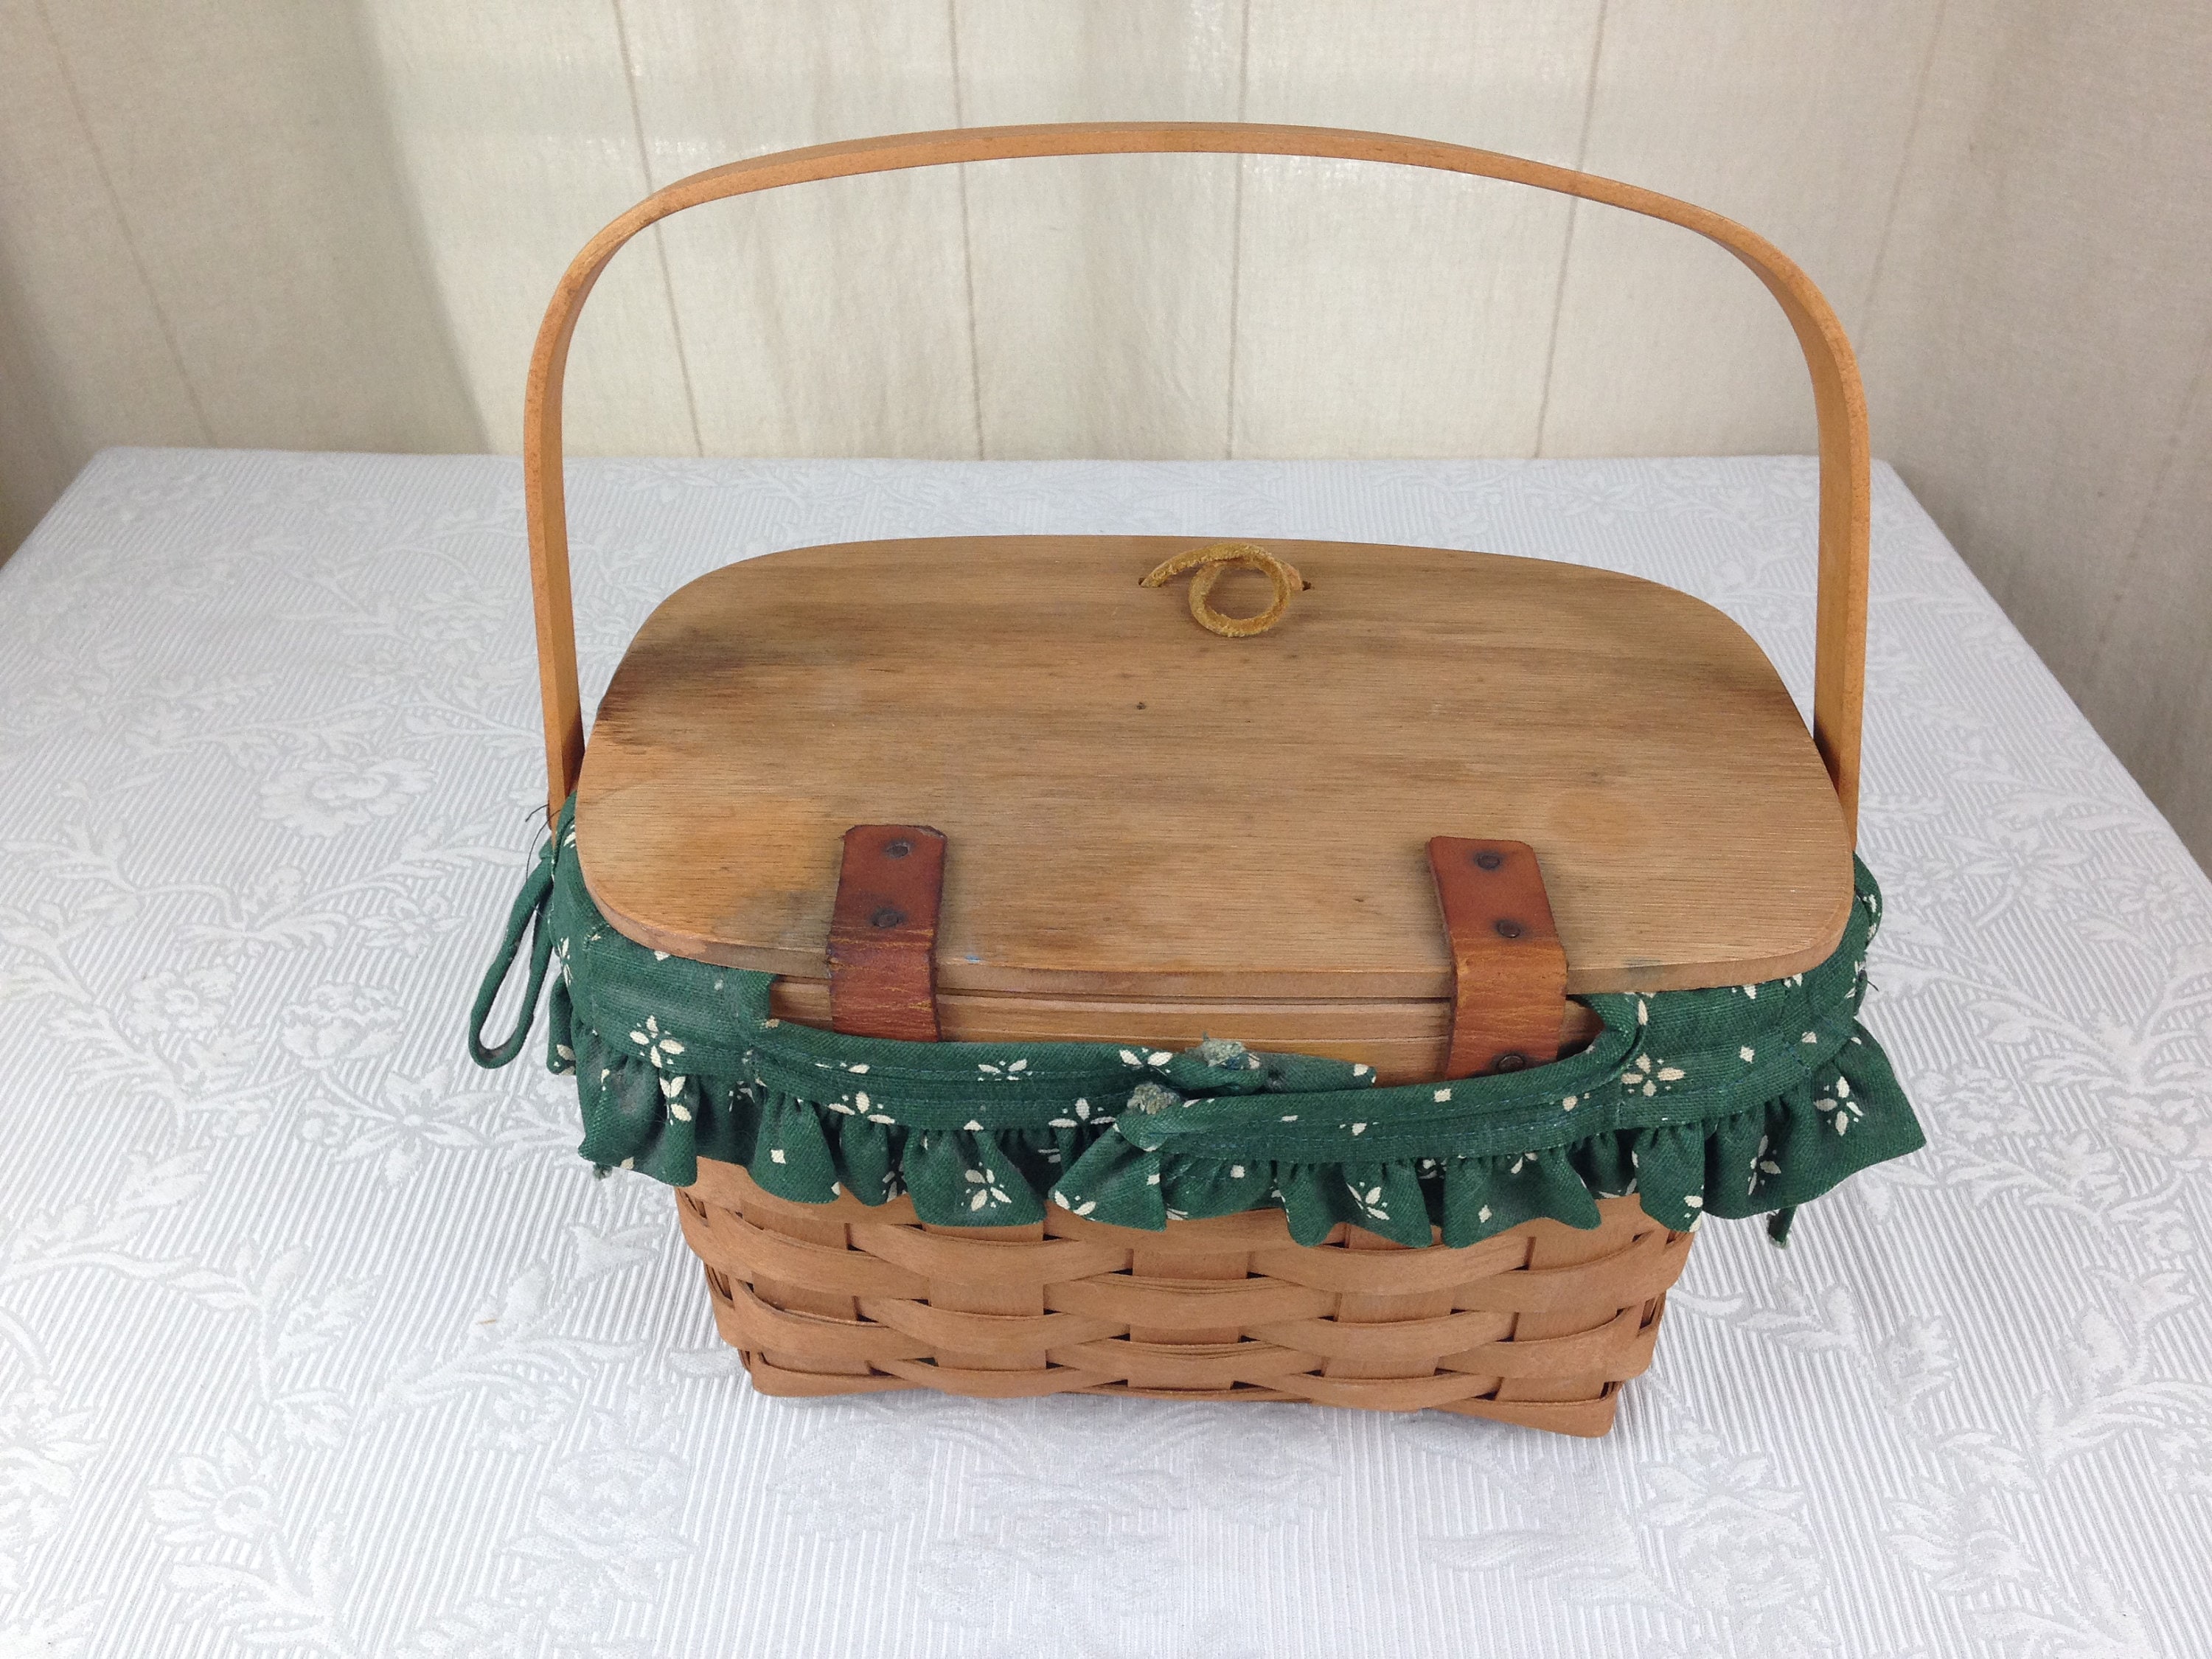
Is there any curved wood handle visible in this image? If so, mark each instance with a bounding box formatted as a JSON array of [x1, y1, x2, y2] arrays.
[[526, 122, 1868, 840]]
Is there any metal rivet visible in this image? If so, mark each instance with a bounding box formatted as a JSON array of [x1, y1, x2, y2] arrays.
[[884, 839, 912, 858], [1494, 918, 1525, 939], [1473, 849, 1504, 871], [1493, 1051, 1528, 1073], [870, 906, 905, 928]]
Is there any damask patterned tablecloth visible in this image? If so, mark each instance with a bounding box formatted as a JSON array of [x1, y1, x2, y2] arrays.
[[2, 448, 2208, 1658]]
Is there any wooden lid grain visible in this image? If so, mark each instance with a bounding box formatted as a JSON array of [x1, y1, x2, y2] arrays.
[[574, 535, 1852, 998]]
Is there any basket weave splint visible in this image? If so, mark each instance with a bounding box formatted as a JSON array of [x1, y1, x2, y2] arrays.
[[685, 1171, 1690, 1433], [470, 122, 1924, 1437]]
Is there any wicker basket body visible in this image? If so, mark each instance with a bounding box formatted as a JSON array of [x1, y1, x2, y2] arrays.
[[676, 1160, 1693, 1436], [506, 123, 1884, 1439]]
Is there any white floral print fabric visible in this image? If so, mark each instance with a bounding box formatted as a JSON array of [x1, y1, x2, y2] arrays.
[[1, 449, 2208, 1657]]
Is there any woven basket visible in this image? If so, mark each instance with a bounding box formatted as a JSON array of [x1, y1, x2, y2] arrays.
[[677, 1160, 1691, 1435], [502, 121, 1890, 1435]]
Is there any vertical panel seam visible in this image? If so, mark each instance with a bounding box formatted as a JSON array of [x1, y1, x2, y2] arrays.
[[1223, 0, 1253, 460], [609, 0, 704, 457], [2084, 320, 2212, 687], [1856, 0, 1951, 358], [948, 0, 987, 461], [1532, 0, 1609, 459], [32, 0, 215, 445]]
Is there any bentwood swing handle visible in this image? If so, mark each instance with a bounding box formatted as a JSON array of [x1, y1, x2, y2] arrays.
[[525, 122, 1870, 841]]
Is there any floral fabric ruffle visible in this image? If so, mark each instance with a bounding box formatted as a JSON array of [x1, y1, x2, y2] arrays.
[[470, 800, 1922, 1248]]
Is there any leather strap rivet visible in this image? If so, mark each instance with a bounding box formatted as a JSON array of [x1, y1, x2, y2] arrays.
[[1495, 918, 1525, 939], [830, 824, 945, 1043], [1494, 1052, 1528, 1073], [1473, 850, 1504, 871]]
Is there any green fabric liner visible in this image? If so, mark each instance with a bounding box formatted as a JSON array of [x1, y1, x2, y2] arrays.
[[469, 799, 1922, 1250]]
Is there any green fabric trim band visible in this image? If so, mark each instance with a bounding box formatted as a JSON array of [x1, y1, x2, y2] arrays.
[[469, 799, 1922, 1249]]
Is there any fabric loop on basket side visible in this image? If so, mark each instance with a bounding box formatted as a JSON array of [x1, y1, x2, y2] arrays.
[[465, 831, 557, 1067]]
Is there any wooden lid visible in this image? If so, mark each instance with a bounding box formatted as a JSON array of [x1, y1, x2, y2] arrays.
[[574, 535, 1852, 998]]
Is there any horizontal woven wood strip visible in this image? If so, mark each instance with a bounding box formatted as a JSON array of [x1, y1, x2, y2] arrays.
[[740, 1349, 916, 1397], [681, 1203, 929, 1298], [708, 1265, 1635, 1434], [853, 1296, 1122, 1354], [1044, 1275, 1337, 1329], [677, 1164, 1686, 1435], [1448, 1228, 1691, 1312], [720, 1279, 933, 1363], [1245, 1309, 1518, 1364], [874, 1358, 1121, 1398], [1270, 1368, 1532, 1412], [1440, 1393, 1621, 1436], [1094, 1382, 1306, 1404], [1245, 1232, 1532, 1294], [852, 1222, 1130, 1287], [1437, 1304, 1653, 1380], [1043, 1207, 1318, 1251], [1047, 1339, 1326, 1390], [718, 1273, 1654, 1385]]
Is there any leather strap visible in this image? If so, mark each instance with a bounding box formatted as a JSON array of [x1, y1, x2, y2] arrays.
[[1427, 838, 1568, 1078], [828, 825, 946, 1042]]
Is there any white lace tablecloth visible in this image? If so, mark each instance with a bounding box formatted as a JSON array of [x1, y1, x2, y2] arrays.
[[4, 449, 2209, 1658]]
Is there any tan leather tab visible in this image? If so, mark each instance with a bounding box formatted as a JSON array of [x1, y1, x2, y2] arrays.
[[1427, 838, 1568, 1079], [829, 825, 945, 1041]]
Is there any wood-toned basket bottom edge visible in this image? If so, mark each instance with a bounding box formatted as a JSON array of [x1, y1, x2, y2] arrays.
[[675, 1157, 1694, 1439]]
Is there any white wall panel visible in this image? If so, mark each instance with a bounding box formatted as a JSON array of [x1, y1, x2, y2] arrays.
[[0, 0, 205, 551], [2094, 351, 2212, 855], [357, 0, 695, 456], [619, 0, 976, 459], [1864, 0, 2212, 862], [956, 0, 1246, 459], [0, 282, 76, 556], [1868, 0, 2212, 686], [1235, 0, 1602, 458], [1543, 0, 1945, 458], [0, 0, 473, 551], [35, 0, 476, 453]]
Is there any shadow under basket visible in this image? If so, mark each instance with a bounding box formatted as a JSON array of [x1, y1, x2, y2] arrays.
[[675, 1159, 1693, 1437]]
